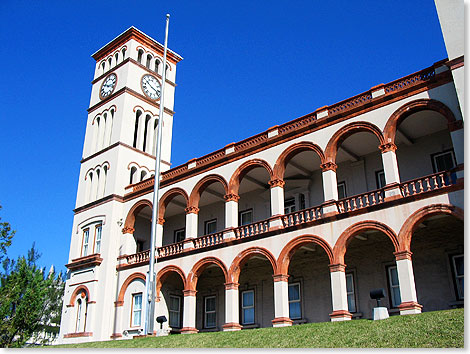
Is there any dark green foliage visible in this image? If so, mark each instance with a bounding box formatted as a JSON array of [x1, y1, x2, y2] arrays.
[[0, 206, 64, 348]]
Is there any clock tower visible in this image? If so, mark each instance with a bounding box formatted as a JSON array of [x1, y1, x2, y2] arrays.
[[59, 27, 182, 342]]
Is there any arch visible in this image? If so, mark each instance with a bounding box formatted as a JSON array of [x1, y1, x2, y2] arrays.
[[228, 247, 277, 283], [116, 272, 146, 306], [384, 99, 458, 144], [228, 158, 274, 195], [333, 220, 399, 264], [277, 234, 334, 275], [273, 141, 326, 180], [188, 174, 229, 208], [158, 187, 189, 219], [398, 203, 464, 252], [156, 265, 186, 298], [186, 257, 229, 291], [123, 199, 153, 231], [324, 121, 385, 163], [69, 285, 90, 306]]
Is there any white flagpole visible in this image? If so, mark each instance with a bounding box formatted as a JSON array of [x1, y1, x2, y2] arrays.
[[144, 13, 170, 336]]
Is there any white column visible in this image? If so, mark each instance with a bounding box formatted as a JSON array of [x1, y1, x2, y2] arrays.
[[223, 283, 241, 331], [136, 113, 147, 151], [185, 207, 199, 238], [321, 163, 338, 215], [269, 182, 285, 216], [328, 264, 352, 321], [224, 194, 239, 228], [155, 221, 164, 248], [120, 228, 136, 255], [181, 291, 198, 334], [394, 251, 422, 315], [380, 143, 402, 200], [104, 112, 113, 147], [272, 275, 292, 327]]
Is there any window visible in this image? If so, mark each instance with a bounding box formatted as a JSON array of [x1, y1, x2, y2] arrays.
[[75, 298, 82, 332], [299, 193, 306, 210], [204, 296, 216, 328], [284, 198, 296, 214], [155, 59, 160, 73], [204, 219, 217, 235], [337, 181, 347, 200], [82, 229, 90, 257], [451, 255, 464, 300], [137, 49, 143, 63], [122, 48, 126, 59], [346, 273, 357, 313], [288, 283, 301, 319], [174, 228, 185, 243], [136, 240, 144, 253], [239, 209, 253, 226], [132, 293, 143, 327], [115, 53, 119, 64], [431, 150, 456, 173], [146, 55, 152, 69], [94, 225, 102, 254], [387, 266, 401, 308], [169, 295, 181, 328], [241, 290, 255, 325], [375, 170, 386, 189]]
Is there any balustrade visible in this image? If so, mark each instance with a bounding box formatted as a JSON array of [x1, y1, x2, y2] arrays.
[[282, 206, 323, 228], [193, 232, 224, 248], [336, 189, 385, 213], [234, 220, 269, 239], [400, 171, 455, 197]]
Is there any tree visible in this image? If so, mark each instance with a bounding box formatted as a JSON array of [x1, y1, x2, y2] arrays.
[[0, 207, 64, 348]]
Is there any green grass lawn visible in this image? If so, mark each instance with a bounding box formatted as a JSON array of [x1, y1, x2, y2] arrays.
[[54, 308, 464, 348]]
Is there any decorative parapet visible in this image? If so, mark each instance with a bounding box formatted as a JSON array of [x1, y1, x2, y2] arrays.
[[66, 254, 103, 271]]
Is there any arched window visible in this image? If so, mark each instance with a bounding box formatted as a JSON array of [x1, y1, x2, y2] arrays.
[[155, 59, 160, 73], [122, 48, 126, 59], [140, 170, 147, 181], [165, 64, 169, 77], [101, 61, 105, 73], [74, 293, 88, 333], [133, 111, 141, 148], [142, 115, 151, 152], [146, 54, 152, 69], [75, 298, 82, 332], [137, 49, 144, 64], [130, 166, 137, 185], [86, 172, 94, 203], [115, 52, 119, 65], [108, 57, 112, 68]]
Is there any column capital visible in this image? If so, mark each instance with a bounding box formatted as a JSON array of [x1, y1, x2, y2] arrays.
[[268, 179, 285, 188], [320, 162, 337, 172], [379, 142, 397, 153], [185, 206, 200, 215], [183, 289, 197, 297], [224, 193, 240, 202], [157, 218, 165, 225], [224, 282, 240, 290], [272, 274, 289, 282], [121, 226, 135, 234], [329, 263, 346, 272], [394, 250, 413, 261]]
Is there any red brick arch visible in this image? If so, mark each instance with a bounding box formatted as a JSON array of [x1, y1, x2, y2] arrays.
[[123, 199, 153, 231], [158, 187, 189, 219], [398, 203, 464, 252], [186, 257, 229, 291], [384, 99, 458, 145], [188, 174, 229, 208], [228, 159, 274, 195], [333, 220, 399, 265], [115, 272, 146, 307], [324, 121, 385, 164], [228, 247, 277, 283], [69, 285, 91, 307], [273, 141, 326, 180], [277, 234, 334, 275], [156, 265, 186, 298]]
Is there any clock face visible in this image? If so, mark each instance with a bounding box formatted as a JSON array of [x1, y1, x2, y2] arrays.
[[99, 73, 117, 99], [141, 74, 161, 100]]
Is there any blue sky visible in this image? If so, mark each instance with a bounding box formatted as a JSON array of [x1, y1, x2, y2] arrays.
[[0, 1, 451, 272]]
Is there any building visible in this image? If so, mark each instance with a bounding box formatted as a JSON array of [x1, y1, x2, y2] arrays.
[[58, 2, 464, 344]]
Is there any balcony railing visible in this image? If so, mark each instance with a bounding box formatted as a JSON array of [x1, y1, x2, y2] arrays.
[[336, 189, 385, 213], [282, 205, 323, 228], [234, 220, 270, 239], [118, 169, 458, 267]]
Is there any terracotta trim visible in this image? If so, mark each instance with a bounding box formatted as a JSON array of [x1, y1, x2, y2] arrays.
[[114, 300, 124, 307], [271, 317, 293, 325], [320, 162, 337, 172], [329, 310, 353, 319], [69, 279, 98, 287], [66, 254, 103, 271], [180, 327, 198, 334], [379, 143, 397, 153], [116, 272, 146, 306], [329, 264, 346, 272], [398, 301, 423, 311], [183, 289, 197, 297], [394, 250, 413, 261], [445, 55, 464, 70], [224, 282, 240, 290], [185, 206, 199, 215], [74, 194, 124, 215], [222, 323, 242, 330], [188, 174, 229, 208], [157, 187, 189, 220], [272, 274, 289, 282], [123, 199, 153, 231], [64, 332, 93, 338], [110, 333, 123, 339], [157, 218, 165, 225], [224, 193, 240, 202], [68, 285, 91, 307], [228, 158, 273, 195], [156, 265, 186, 298], [228, 247, 277, 283], [186, 256, 229, 291], [268, 179, 285, 188], [122, 226, 135, 234]]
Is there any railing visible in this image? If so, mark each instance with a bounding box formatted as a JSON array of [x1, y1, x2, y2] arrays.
[[337, 189, 385, 213], [384, 68, 435, 94], [157, 242, 184, 258], [400, 171, 455, 197], [234, 220, 269, 239], [282, 205, 323, 228], [193, 232, 224, 249], [126, 250, 150, 265]]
